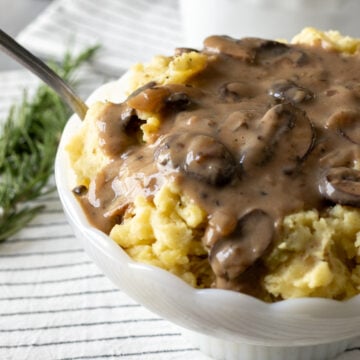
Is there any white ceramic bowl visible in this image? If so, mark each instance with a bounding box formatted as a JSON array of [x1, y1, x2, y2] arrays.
[[55, 79, 360, 360]]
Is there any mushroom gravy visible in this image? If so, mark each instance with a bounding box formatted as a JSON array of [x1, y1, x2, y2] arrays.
[[74, 36, 360, 292]]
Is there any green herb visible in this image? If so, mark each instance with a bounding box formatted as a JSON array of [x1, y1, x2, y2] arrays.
[[0, 46, 99, 242]]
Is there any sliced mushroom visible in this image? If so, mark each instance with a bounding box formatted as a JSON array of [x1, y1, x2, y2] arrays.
[[183, 134, 236, 186], [209, 210, 274, 280], [155, 133, 236, 186], [96, 103, 144, 156], [287, 49, 309, 66], [218, 81, 256, 102], [326, 110, 360, 144], [121, 109, 145, 140], [127, 86, 171, 113], [319, 167, 360, 206], [204, 36, 256, 62], [240, 104, 315, 172], [318, 148, 360, 169], [268, 79, 313, 105], [254, 40, 290, 64], [165, 92, 192, 111]]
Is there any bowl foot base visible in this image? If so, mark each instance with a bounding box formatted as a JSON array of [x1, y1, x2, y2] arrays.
[[182, 329, 355, 360]]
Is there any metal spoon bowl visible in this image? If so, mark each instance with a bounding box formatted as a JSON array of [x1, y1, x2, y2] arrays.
[[0, 28, 88, 120]]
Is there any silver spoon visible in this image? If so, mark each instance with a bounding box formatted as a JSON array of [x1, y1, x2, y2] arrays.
[[0, 28, 88, 120]]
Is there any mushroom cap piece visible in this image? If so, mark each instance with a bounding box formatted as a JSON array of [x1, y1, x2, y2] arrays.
[[319, 167, 360, 206], [209, 209, 274, 280]]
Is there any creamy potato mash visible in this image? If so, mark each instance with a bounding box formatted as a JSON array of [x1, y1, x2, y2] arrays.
[[67, 28, 360, 301]]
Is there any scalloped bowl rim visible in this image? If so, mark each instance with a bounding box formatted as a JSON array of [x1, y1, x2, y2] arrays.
[[55, 79, 360, 347]]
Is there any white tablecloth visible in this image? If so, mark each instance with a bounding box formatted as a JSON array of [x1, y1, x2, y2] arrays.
[[0, 1, 359, 359]]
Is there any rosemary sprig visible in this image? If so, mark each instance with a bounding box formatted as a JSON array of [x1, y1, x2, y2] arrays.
[[0, 46, 99, 242]]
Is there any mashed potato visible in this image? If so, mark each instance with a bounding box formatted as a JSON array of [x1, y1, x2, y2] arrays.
[[110, 183, 212, 288], [67, 28, 360, 301], [265, 205, 360, 299], [69, 51, 207, 185]]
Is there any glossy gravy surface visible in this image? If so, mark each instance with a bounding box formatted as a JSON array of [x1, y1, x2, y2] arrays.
[[75, 36, 360, 292]]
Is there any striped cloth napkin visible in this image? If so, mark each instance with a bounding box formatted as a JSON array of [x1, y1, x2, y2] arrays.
[[0, 1, 359, 359], [18, 0, 182, 77]]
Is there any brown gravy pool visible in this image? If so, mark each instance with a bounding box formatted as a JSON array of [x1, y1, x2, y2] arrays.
[[74, 36, 360, 293]]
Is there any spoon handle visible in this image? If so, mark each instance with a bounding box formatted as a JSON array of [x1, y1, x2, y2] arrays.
[[0, 29, 88, 120]]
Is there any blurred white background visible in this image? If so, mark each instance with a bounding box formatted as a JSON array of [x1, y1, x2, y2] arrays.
[[180, 0, 360, 48], [0, 0, 51, 69]]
